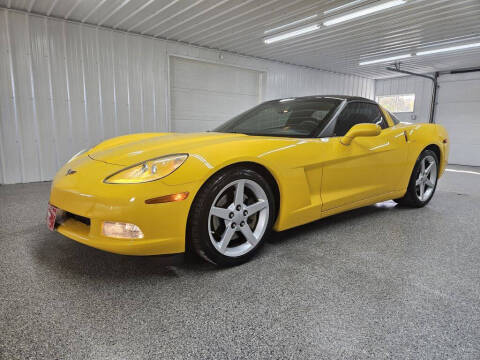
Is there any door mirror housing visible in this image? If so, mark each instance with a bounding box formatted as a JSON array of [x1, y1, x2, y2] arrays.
[[341, 123, 381, 145]]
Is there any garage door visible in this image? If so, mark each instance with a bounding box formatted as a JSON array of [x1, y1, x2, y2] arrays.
[[170, 57, 262, 133], [435, 72, 480, 166]]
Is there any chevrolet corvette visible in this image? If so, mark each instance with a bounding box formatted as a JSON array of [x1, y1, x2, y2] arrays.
[[48, 96, 449, 266]]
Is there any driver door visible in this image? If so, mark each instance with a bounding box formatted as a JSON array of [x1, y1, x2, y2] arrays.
[[320, 102, 408, 211]]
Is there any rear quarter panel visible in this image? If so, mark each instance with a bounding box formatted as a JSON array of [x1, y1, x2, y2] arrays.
[[395, 122, 449, 177]]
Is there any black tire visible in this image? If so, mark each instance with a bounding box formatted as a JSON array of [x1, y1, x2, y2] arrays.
[[188, 167, 276, 266], [394, 149, 439, 208]]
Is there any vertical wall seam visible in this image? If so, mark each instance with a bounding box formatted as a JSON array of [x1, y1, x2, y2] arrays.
[[152, 79, 157, 131], [62, 21, 74, 149], [165, 51, 171, 131], [258, 72, 263, 103], [5, 10, 25, 183], [111, 30, 118, 136], [0, 90, 5, 182], [419, 77, 426, 120], [139, 41, 145, 132], [0, 79, 5, 183], [95, 27, 105, 140], [140, 74, 145, 132], [0, 128, 5, 183], [79, 25, 90, 146], [125, 34, 132, 133], [44, 16, 60, 173], [151, 41, 157, 131], [25, 13, 44, 180], [0, 12, 6, 183]]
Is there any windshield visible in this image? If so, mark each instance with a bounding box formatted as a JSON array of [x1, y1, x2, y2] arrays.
[[214, 97, 342, 137]]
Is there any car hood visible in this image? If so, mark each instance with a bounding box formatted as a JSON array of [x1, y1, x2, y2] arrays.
[[88, 132, 251, 166]]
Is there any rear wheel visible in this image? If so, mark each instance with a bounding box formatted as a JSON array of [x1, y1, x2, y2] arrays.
[[394, 149, 439, 207], [188, 167, 275, 266]]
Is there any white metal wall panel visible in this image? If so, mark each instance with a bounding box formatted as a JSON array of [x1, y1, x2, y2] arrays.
[[0, 10, 21, 184], [0, 9, 374, 184], [375, 76, 433, 123], [435, 72, 480, 166], [9, 12, 42, 183]]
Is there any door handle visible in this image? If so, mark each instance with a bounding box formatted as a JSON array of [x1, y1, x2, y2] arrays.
[[403, 131, 408, 142]]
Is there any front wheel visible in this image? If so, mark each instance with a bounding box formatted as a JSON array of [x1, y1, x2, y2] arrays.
[[394, 149, 439, 207], [188, 167, 276, 266]]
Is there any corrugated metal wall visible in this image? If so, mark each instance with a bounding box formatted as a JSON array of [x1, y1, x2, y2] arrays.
[[375, 76, 433, 123], [0, 9, 375, 184]]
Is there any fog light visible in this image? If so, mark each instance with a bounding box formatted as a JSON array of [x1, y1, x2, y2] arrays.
[[102, 221, 144, 239]]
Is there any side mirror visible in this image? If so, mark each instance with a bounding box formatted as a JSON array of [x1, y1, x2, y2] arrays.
[[341, 123, 381, 145]]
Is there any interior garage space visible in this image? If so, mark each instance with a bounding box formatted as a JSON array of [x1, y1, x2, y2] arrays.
[[0, 1, 479, 359]]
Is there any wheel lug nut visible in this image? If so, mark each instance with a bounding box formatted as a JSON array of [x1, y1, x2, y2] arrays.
[[240, 221, 245, 227], [231, 223, 236, 229], [236, 205, 241, 211], [229, 212, 234, 219], [243, 210, 248, 216]]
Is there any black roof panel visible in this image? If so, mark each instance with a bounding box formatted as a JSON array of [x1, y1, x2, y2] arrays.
[[271, 95, 376, 103]]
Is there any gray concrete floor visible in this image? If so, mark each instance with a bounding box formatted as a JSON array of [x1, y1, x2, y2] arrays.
[[1, 166, 479, 360]]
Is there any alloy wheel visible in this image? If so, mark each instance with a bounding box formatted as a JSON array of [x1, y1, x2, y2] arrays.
[[415, 155, 437, 202], [208, 179, 269, 257]]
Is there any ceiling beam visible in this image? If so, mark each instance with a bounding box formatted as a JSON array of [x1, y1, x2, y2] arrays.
[[113, 0, 155, 29], [64, 0, 84, 20], [98, 0, 131, 27], [27, 0, 36, 12], [127, 0, 181, 32], [81, 0, 108, 23], [143, 0, 205, 36], [46, 0, 60, 16]]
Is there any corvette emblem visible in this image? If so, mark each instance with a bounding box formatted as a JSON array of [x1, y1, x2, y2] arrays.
[[66, 169, 77, 176]]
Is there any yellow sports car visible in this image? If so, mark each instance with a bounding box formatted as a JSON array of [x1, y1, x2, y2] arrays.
[[48, 96, 449, 266]]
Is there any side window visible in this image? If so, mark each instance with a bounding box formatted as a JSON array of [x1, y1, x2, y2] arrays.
[[333, 102, 388, 137], [237, 107, 289, 131]]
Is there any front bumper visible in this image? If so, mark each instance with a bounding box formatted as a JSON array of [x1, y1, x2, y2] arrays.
[[49, 156, 201, 255]]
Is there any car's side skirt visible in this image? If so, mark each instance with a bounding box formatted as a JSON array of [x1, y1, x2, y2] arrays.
[[273, 189, 406, 232]]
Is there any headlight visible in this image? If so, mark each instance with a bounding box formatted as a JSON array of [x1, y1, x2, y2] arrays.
[[104, 154, 188, 184], [67, 148, 87, 163]]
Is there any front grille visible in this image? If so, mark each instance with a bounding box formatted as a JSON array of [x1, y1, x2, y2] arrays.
[[56, 210, 91, 227], [68, 212, 91, 226]]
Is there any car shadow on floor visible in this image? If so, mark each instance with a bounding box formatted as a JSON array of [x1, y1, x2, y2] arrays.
[[269, 200, 401, 245], [32, 201, 403, 279], [32, 227, 214, 280]]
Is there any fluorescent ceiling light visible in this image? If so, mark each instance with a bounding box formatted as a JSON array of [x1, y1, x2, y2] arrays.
[[416, 42, 480, 56], [264, 15, 318, 34], [323, 0, 406, 26], [324, 0, 369, 15], [264, 24, 320, 44], [359, 53, 412, 65]]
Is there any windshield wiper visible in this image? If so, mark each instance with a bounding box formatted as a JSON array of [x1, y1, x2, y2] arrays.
[[258, 125, 290, 131], [230, 125, 288, 133]]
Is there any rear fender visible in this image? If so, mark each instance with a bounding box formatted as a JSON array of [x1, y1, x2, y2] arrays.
[[403, 123, 448, 177]]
